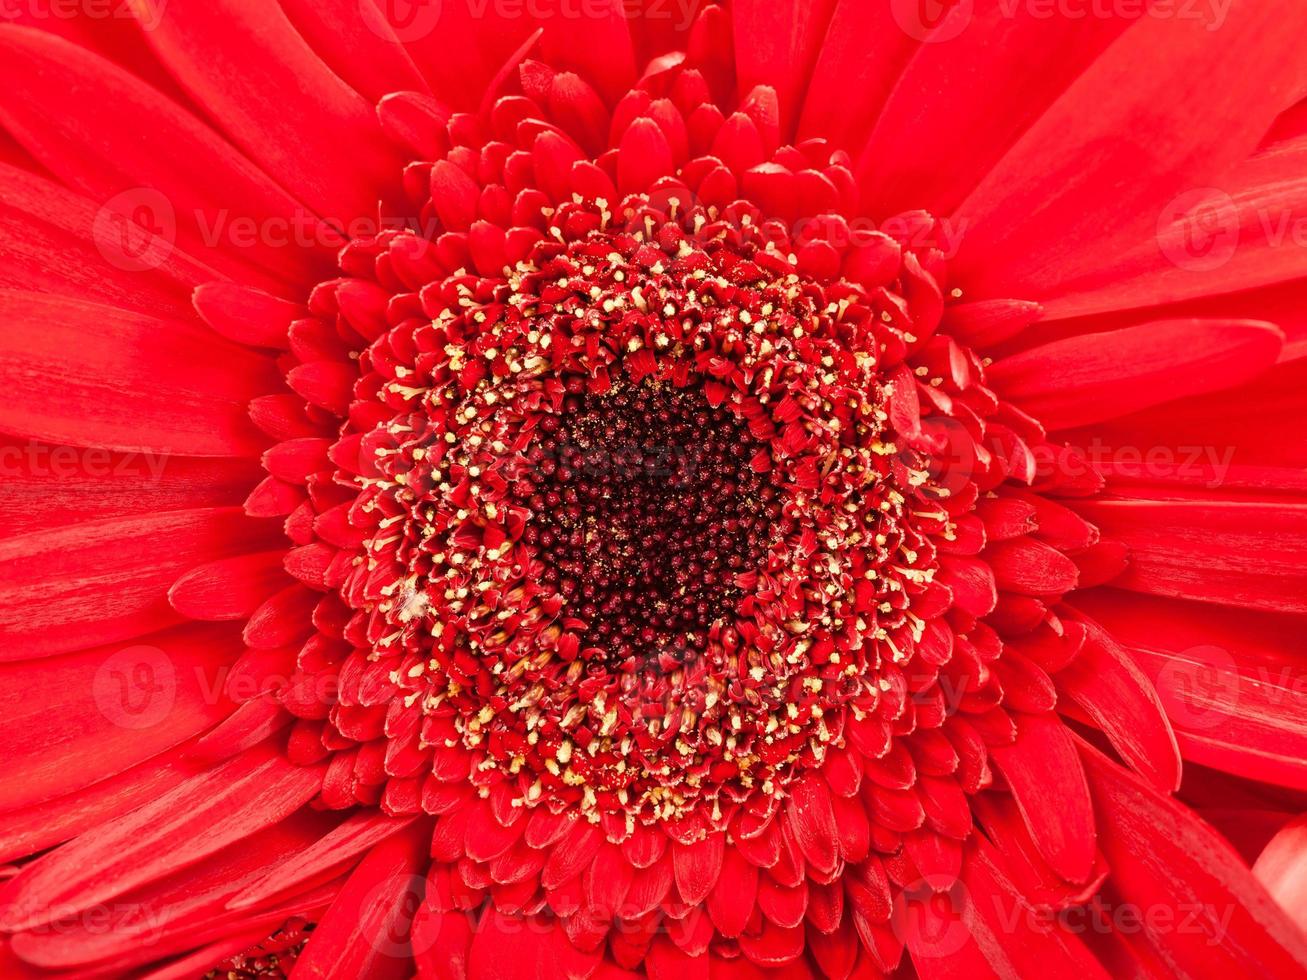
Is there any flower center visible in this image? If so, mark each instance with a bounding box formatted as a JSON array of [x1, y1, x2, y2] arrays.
[[516, 379, 778, 667], [341, 200, 939, 824], [276, 186, 970, 828]]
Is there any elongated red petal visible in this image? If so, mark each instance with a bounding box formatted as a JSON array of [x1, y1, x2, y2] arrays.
[[1057, 618, 1182, 793], [988, 320, 1283, 430], [5, 811, 335, 969], [0, 508, 275, 659], [134, 0, 401, 221], [1254, 816, 1307, 932], [0, 27, 326, 289], [953, 1, 1307, 300], [0, 292, 276, 455], [0, 623, 239, 811], [0, 745, 325, 931], [168, 551, 290, 621], [990, 713, 1096, 884], [1076, 499, 1307, 615], [1081, 742, 1307, 978], [286, 820, 429, 980]]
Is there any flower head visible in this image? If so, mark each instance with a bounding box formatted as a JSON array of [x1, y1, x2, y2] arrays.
[[1, 2, 1306, 978]]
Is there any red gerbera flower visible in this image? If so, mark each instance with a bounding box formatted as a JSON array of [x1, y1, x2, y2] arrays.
[[1, 1, 1306, 977]]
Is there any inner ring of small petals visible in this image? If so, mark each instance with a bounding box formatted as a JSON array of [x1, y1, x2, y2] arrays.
[[325, 198, 937, 825]]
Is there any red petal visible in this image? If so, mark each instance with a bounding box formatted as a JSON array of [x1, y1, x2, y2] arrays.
[[468, 908, 602, 980], [1254, 815, 1307, 932], [0, 29, 325, 289], [1082, 741, 1307, 977], [989, 713, 1095, 884], [193, 282, 300, 350], [542, 821, 601, 891], [0, 440, 257, 540], [988, 320, 1283, 430], [1043, 137, 1307, 320], [732, 1, 835, 135], [798, 2, 915, 151], [785, 775, 840, 874], [538, 0, 635, 107], [279, 0, 430, 103], [285, 820, 429, 980], [0, 623, 240, 811], [953, 2, 1307, 301], [0, 740, 198, 863], [1057, 617, 1181, 793], [136, 0, 401, 221], [984, 538, 1078, 596], [737, 917, 804, 967], [0, 163, 208, 317], [0, 745, 325, 931], [1076, 498, 1307, 615], [941, 299, 1043, 352], [168, 551, 289, 621], [0, 291, 275, 455], [949, 837, 1111, 980], [618, 117, 674, 197], [6, 810, 335, 969], [857, 10, 1128, 216], [672, 832, 724, 906], [0, 507, 274, 659], [186, 694, 290, 763], [706, 847, 758, 938]]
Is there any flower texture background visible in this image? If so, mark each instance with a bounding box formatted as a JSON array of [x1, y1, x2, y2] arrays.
[[0, 0, 1306, 978]]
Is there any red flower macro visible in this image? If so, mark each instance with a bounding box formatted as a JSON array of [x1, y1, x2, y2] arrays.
[[2, 1, 1307, 977]]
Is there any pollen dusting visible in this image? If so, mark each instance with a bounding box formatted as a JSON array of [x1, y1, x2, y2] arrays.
[[332, 197, 944, 824]]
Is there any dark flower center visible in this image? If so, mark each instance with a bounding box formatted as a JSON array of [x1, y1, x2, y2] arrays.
[[284, 191, 956, 824], [516, 380, 779, 668]]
